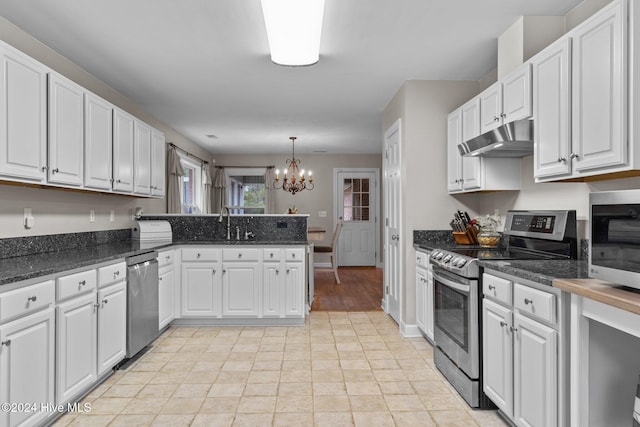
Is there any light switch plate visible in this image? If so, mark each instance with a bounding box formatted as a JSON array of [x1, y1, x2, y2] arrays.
[[90, 209, 95, 223], [318, 211, 327, 217], [109, 210, 115, 222]]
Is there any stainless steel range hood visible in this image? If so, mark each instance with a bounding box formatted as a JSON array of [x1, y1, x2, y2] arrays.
[[457, 119, 533, 158]]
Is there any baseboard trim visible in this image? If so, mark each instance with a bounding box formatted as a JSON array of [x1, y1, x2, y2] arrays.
[[400, 322, 422, 338], [313, 262, 332, 268]]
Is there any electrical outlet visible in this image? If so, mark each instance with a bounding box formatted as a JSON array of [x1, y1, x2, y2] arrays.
[[90, 209, 95, 223], [109, 210, 115, 222], [318, 211, 327, 217], [24, 208, 34, 229]]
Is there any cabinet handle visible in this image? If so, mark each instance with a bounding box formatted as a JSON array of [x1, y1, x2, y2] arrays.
[[79, 280, 86, 286], [276, 269, 279, 274], [27, 296, 37, 302], [41, 166, 48, 172], [270, 253, 274, 258], [238, 253, 242, 258], [222, 269, 226, 274], [488, 285, 495, 290], [557, 157, 566, 163], [510, 326, 518, 333], [113, 271, 120, 280], [499, 321, 507, 327], [110, 178, 114, 183], [292, 253, 296, 258], [166, 256, 171, 260], [159, 277, 163, 281], [570, 153, 579, 160], [1, 340, 10, 346], [52, 168, 59, 174], [524, 298, 533, 305], [94, 303, 100, 310], [102, 299, 108, 304], [197, 253, 201, 258], [286, 269, 290, 274], [116, 179, 121, 183], [500, 113, 506, 119], [212, 269, 216, 274]]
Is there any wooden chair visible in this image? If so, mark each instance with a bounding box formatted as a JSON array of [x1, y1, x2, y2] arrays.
[[313, 220, 343, 284]]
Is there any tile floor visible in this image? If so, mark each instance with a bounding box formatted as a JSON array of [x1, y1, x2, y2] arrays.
[[54, 312, 508, 426]]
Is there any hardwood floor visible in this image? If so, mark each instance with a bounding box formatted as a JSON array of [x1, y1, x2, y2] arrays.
[[311, 266, 384, 311]]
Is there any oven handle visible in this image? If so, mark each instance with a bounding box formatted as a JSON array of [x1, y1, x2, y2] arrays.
[[433, 271, 471, 294]]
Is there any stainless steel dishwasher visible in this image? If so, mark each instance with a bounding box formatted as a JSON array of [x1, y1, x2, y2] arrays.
[[126, 250, 160, 358]]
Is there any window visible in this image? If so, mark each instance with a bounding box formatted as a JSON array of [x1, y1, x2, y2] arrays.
[[226, 168, 267, 214], [179, 154, 203, 213], [343, 178, 370, 221]]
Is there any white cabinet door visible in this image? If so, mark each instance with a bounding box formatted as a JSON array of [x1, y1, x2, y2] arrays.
[[502, 63, 532, 123], [0, 308, 55, 427], [48, 73, 84, 186], [113, 109, 135, 193], [480, 82, 502, 134], [0, 43, 47, 182], [446, 110, 463, 192], [284, 263, 304, 317], [97, 281, 126, 376], [159, 268, 175, 329], [533, 38, 572, 180], [133, 120, 152, 195], [415, 267, 426, 334], [56, 292, 97, 404], [513, 313, 557, 427], [571, 0, 626, 173], [460, 98, 482, 191], [222, 263, 260, 317], [151, 129, 165, 197], [181, 264, 220, 317], [425, 265, 434, 342], [482, 299, 513, 418], [263, 263, 282, 317], [84, 92, 113, 190]]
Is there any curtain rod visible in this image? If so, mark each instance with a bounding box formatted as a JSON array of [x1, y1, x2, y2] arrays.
[[168, 142, 209, 165], [216, 165, 275, 169]]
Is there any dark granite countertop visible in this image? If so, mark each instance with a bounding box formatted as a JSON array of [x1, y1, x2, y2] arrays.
[[0, 240, 309, 287], [479, 259, 590, 287]]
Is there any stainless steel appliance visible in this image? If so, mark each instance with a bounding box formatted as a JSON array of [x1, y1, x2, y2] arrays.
[[126, 251, 160, 358], [430, 210, 577, 408], [590, 189, 640, 290]]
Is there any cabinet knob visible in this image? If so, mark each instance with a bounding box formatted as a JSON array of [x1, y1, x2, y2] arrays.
[[238, 253, 242, 258], [222, 269, 226, 274], [52, 168, 59, 174], [166, 256, 171, 260], [494, 116, 500, 122], [94, 303, 100, 309], [557, 157, 566, 163], [570, 153, 579, 160], [27, 296, 37, 302], [510, 326, 518, 333], [79, 280, 86, 286], [499, 321, 507, 327], [276, 269, 279, 274], [488, 285, 495, 290], [116, 179, 121, 183], [286, 269, 290, 274], [1, 340, 10, 346], [212, 269, 216, 274], [102, 299, 108, 304], [270, 253, 274, 258], [524, 298, 533, 305], [500, 113, 506, 119], [197, 253, 201, 258], [41, 166, 48, 172], [159, 277, 163, 281], [292, 253, 296, 258]]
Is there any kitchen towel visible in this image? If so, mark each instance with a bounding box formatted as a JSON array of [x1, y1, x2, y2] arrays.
[[634, 374, 640, 426]]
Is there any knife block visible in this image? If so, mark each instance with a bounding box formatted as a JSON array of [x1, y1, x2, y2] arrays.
[[452, 225, 478, 245]]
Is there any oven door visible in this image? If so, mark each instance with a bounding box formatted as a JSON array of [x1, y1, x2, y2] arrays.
[[432, 266, 479, 379]]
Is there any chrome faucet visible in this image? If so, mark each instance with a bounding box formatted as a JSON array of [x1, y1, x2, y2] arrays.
[[218, 206, 231, 240]]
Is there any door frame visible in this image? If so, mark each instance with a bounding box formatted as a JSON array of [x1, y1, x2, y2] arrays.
[[333, 168, 381, 267]]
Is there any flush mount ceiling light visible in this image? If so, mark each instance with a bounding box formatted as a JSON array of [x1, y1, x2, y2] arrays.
[[274, 137, 314, 195], [260, 0, 325, 66]]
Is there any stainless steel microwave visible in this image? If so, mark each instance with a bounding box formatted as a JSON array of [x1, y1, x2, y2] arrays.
[[590, 189, 640, 290]]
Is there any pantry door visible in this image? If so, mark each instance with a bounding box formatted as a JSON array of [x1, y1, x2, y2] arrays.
[[335, 169, 379, 267]]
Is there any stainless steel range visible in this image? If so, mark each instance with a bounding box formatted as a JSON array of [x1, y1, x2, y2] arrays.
[[430, 210, 577, 408]]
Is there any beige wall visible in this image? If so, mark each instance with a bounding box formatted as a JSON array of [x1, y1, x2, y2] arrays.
[[0, 16, 211, 238], [213, 153, 383, 264], [566, 0, 614, 31]]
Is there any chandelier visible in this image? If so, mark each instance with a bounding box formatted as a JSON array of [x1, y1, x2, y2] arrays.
[[274, 137, 314, 195]]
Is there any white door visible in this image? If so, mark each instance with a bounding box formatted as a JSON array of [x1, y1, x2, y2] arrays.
[[284, 262, 304, 317], [159, 268, 175, 329], [133, 120, 152, 195], [222, 263, 260, 317], [113, 108, 135, 193], [480, 82, 502, 134], [383, 120, 401, 324], [502, 63, 532, 123], [56, 292, 98, 404], [415, 267, 426, 334], [336, 170, 377, 266], [447, 110, 463, 193], [151, 129, 166, 197], [181, 264, 218, 317], [84, 92, 113, 190], [48, 73, 84, 186], [97, 281, 127, 375], [0, 309, 55, 427], [262, 262, 282, 317], [0, 43, 47, 182], [513, 312, 557, 427]]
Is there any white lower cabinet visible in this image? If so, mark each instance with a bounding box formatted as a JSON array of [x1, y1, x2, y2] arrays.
[[284, 259, 304, 317], [181, 263, 221, 317], [97, 282, 127, 376], [158, 249, 175, 329], [482, 272, 562, 427], [262, 261, 281, 317], [0, 307, 55, 427], [222, 263, 260, 317], [415, 249, 433, 341]]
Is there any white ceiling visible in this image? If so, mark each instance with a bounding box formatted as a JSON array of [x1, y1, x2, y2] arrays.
[[0, 0, 583, 155]]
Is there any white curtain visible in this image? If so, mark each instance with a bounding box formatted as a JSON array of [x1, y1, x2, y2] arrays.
[[202, 165, 212, 214], [212, 168, 228, 213], [264, 167, 276, 214], [167, 146, 185, 213]]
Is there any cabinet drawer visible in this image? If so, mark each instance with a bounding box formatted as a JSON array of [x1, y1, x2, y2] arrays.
[[514, 283, 556, 324], [157, 250, 174, 267], [416, 250, 429, 268], [285, 248, 304, 262], [182, 247, 221, 262], [223, 248, 259, 261], [0, 280, 55, 322], [57, 269, 97, 300], [483, 274, 512, 305], [263, 248, 282, 262], [98, 262, 126, 288]]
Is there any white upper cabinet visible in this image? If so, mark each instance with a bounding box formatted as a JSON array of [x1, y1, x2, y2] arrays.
[[480, 63, 532, 134], [151, 128, 166, 197], [113, 108, 135, 193], [133, 120, 152, 195], [460, 98, 482, 191], [533, 38, 572, 181], [84, 92, 113, 190], [0, 42, 47, 183], [48, 73, 84, 187], [447, 109, 464, 193], [571, 0, 626, 174]]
